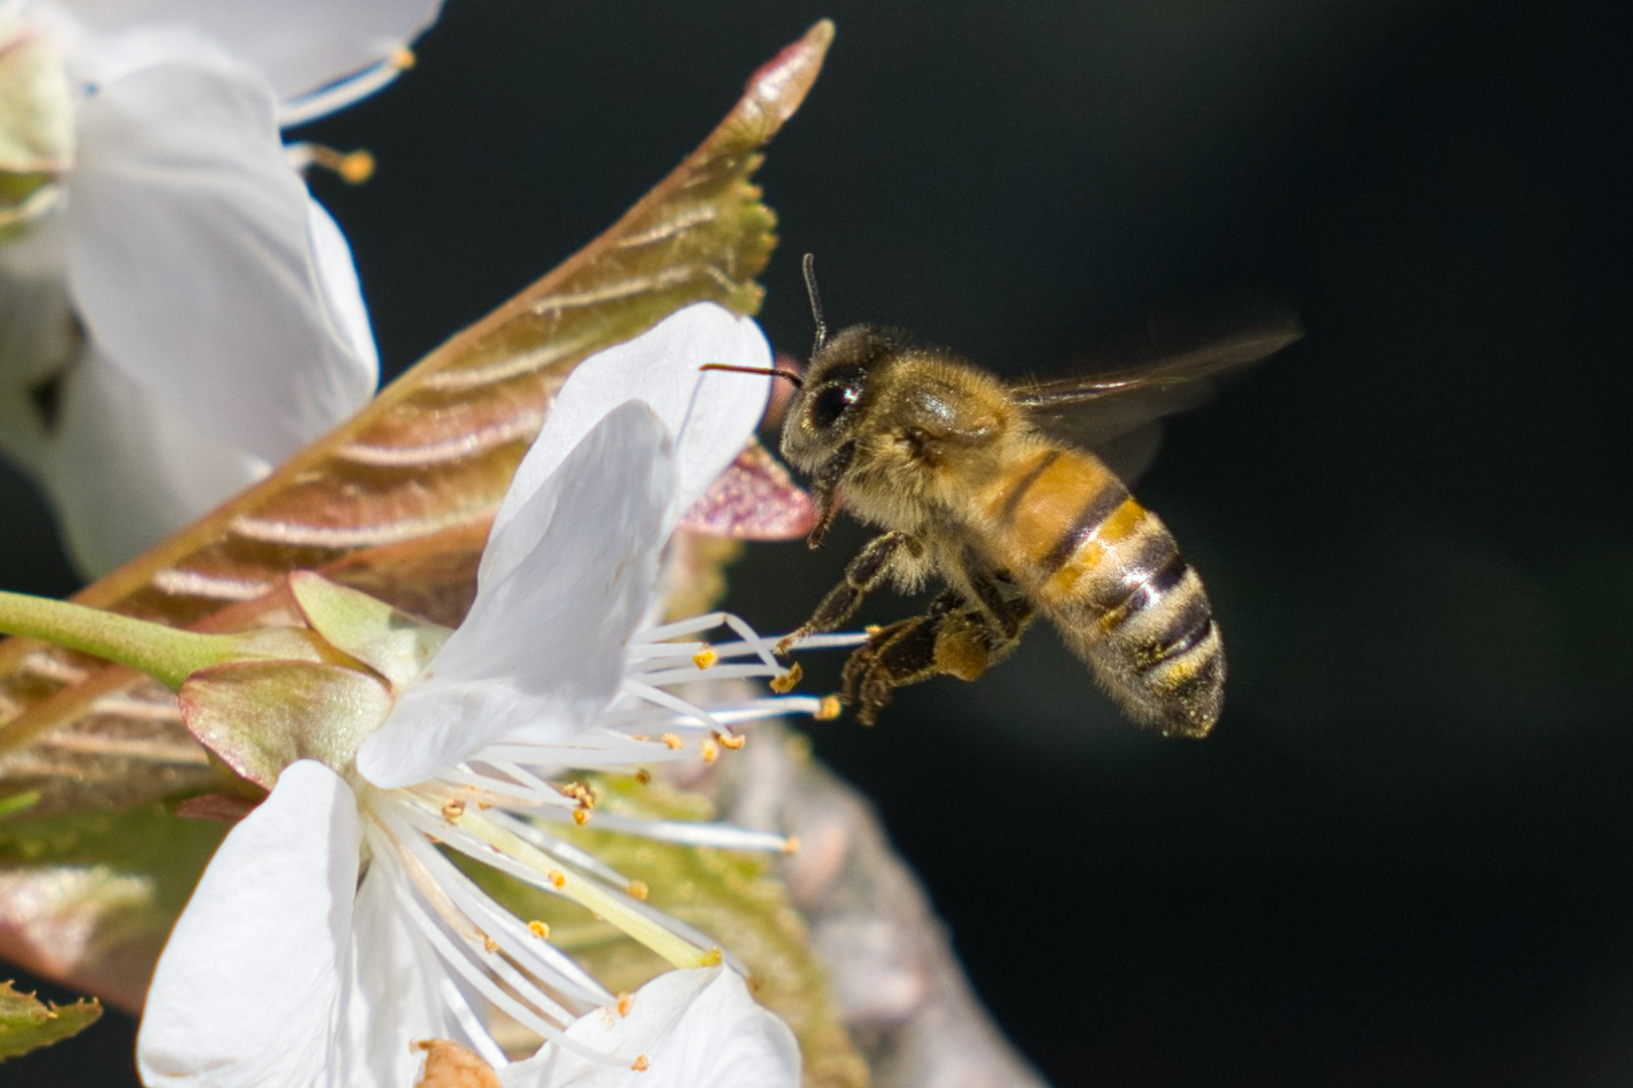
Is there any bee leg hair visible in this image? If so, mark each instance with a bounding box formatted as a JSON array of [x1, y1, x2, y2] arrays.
[[842, 588, 1030, 725], [960, 562, 1035, 641], [776, 530, 921, 657]]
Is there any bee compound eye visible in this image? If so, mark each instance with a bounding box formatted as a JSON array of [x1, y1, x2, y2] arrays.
[[810, 382, 859, 430]]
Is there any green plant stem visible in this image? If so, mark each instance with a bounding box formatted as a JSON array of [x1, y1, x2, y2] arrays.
[[0, 589, 240, 690]]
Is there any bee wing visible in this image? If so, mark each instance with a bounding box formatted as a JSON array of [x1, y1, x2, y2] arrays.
[[1012, 298, 1303, 459], [1091, 421, 1166, 486]]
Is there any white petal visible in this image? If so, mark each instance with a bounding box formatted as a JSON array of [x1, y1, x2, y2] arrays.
[[486, 303, 771, 584], [66, 60, 377, 464], [332, 863, 450, 1088], [45, 15, 235, 89], [358, 402, 675, 788], [307, 198, 379, 376], [502, 969, 799, 1088], [138, 760, 362, 1088], [48, 345, 269, 575], [58, 0, 444, 104]]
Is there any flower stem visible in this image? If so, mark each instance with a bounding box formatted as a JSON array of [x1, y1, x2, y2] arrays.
[[0, 589, 306, 690]]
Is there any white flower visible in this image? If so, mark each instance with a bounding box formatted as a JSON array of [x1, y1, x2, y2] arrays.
[[137, 304, 811, 1087], [0, 0, 442, 576]]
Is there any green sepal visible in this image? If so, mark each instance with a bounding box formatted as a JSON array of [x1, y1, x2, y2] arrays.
[[179, 661, 394, 789], [288, 572, 450, 687], [0, 980, 101, 1061]]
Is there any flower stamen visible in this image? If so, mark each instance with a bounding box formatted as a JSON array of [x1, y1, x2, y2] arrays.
[[285, 142, 375, 183], [279, 47, 420, 126]]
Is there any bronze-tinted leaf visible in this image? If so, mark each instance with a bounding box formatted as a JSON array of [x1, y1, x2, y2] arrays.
[[677, 438, 816, 540]]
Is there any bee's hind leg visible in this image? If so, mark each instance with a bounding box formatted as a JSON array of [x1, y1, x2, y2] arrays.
[[842, 586, 1032, 725]]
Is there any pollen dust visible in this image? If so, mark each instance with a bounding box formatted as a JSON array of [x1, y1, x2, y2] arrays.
[[413, 1039, 501, 1088]]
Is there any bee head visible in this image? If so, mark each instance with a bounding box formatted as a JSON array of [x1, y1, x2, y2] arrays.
[[780, 324, 900, 471]]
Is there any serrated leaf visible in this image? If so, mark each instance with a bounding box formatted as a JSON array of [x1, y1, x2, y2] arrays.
[[0, 21, 834, 1007], [0, 979, 101, 1061]]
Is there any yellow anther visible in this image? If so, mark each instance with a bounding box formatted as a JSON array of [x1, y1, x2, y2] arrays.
[[770, 662, 803, 694], [616, 992, 634, 1017], [864, 624, 882, 637], [547, 869, 566, 890], [634, 768, 652, 784], [782, 836, 801, 855], [293, 142, 376, 184], [661, 733, 683, 750], [692, 646, 718, 669], [626, 880, 649, 901], [631, 734, 650, 743], [560, 781, 596, 808], [441, 798, 465, 821], [701, 739, 719, 765], [477, 802, 491, 810], [700, 948, 723, 967], [816, 694, 843, 720], [481, 934, 498, 954], [528, 920, 550, 939], [337, 149, 375, 183], [572, 809, 590, 826], [717, 731, 746, 750], [631, 1055, 650, 1072]]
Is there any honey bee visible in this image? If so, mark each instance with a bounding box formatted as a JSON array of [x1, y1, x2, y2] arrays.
[[711, 257, 1300, 736]]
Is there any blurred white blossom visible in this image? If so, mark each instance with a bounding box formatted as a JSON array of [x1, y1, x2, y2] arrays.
[[0, 0, 442, 576], [138, 304, 807, 1087]]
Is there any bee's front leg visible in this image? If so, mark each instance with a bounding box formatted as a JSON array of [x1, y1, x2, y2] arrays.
[[841, 586, 1033, 725], [775, 530, 920, 657]]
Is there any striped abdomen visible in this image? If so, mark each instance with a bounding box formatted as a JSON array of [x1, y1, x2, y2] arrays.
[[979, 445, 1224, 736]]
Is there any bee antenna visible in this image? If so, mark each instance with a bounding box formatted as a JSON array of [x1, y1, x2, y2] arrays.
[[802, 252, 829, 356], [699, 363, 804, 389]]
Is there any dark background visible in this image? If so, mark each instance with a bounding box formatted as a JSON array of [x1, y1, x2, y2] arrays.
[[9, 1, 1633, 1084]]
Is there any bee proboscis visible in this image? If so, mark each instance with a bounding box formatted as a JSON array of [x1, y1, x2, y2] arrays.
[[711, 256, 1300, 736]]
